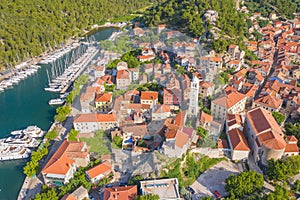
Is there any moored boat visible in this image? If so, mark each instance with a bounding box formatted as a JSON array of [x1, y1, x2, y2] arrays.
[[0, 146, 31, 161], [22, 126, 44, 138], [48, 98, 65, 105]]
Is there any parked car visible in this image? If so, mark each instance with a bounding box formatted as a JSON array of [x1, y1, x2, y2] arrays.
[[214, 190, 221, 199], [119, 182, 127, 186], [105, 184, 113, 188], [187, 186, 195, 194]]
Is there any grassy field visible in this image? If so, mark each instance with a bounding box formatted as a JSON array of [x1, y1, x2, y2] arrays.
[[79, 131, 110, 156]]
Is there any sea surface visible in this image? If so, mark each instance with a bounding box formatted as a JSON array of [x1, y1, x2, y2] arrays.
[[0, 27, 114, 200]]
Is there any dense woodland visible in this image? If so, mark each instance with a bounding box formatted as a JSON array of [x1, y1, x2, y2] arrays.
[[143, 0, 247, 37], [245, 0, 300, 19], [0, 0, 163, 70]]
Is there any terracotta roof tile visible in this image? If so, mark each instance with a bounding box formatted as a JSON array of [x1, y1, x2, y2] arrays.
[[200, 111, 213, 124], [212, 91, 246, 108], [141, 91, 158, 100], [103, 186, 137, 200], [121, 124, 147, 137], [96, 113, 117, 123], [199, 81, 214, 88], [61, 194, 77, 200], [42, 140, 88, 175], [218, 138, 229, 149], [246, 107, 283, 136], [175, 130, 189, 148], [95, 93, 112, 103], [284, 143, 299, 153], [80, 93, 95, 101], [116, 70, 130, 80], [74, 113, 98, 123], [228, 128, 250, 151], [257, 131, 286, 150], [254, 94, 282, 109], [286, 135, 298, 142], [74, 113, 116, 123], [174, 110, 186, 127], [86, 161, 112, 179]]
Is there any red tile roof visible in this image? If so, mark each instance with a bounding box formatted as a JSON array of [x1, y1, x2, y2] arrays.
[[200, 111, 213, 124], [218, 138, 229, 149], [257, 131, 286, 150], [104, 186, 137, 200], [254, 94, 282, 109], [246, 107, 283, 136], [96, 113, 117, 123], [74, 113, 98, 123], [86, 161, 112, 179], [212, 90, 246, 108], [95, 93, 112, 103], [141, 91, 158, 100], [74, 113, 116, 123], [286, 135, 298, 143], [284, 143, 299, 153], [199, 81, 214, 88], [116, 70, 130, 80], [228, 128, 250, 151], [42, 140, 88, 175], [61, 194, 76, 200], [175, 130, 189, 148]]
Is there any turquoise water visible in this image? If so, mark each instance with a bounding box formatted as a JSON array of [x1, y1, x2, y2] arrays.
[[0, 27, 114, 200]]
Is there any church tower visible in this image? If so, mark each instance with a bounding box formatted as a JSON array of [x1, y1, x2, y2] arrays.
[[188, 74, 199, 116]]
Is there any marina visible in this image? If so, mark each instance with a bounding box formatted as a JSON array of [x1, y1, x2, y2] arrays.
[[0, 125, 44, 161], [11, 126, 45, 138], [0, 27, 114, 200], [0, 65, 41, 92], [0, 146, 31, 161], [44, 42, 99, 94], [38, 43, 81, 65]]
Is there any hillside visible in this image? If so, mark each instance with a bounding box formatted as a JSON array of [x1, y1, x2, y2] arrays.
[[143, 0, 247, 38], [142, 0, 248, 52], [0, 0, 163, 70], [245, 0, 300, 19]]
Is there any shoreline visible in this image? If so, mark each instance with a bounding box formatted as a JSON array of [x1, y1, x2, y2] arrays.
[[0, 22, 124, 80]]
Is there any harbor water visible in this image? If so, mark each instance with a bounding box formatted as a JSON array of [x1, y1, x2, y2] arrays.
[[0, 27, 114, 200]]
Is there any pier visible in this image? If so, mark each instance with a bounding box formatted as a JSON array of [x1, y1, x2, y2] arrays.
[[60, 46, 99, 94]]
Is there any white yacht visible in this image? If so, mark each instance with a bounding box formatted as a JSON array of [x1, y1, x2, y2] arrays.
[[48, 98, 65, 105], [0, 146, 31, 161], [22, 126, 45, 138], [0, 134, 40, 148]]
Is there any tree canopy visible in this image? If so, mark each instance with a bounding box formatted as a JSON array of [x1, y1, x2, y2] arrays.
[[284, 122, 300, 148], [143, 0, 248, 40], [0, 0, 163, 69], [245, 0, 299, 19], [225, 171, 264, 199], [272, 112, 285, 125], [267, 156, 300, 181]]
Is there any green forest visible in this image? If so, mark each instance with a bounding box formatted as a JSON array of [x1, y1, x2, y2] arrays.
[[143, 0, 247, 38], [245, 0, 300, 19], [142, 0, 249, 52], [0, 0, 163, 70]]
